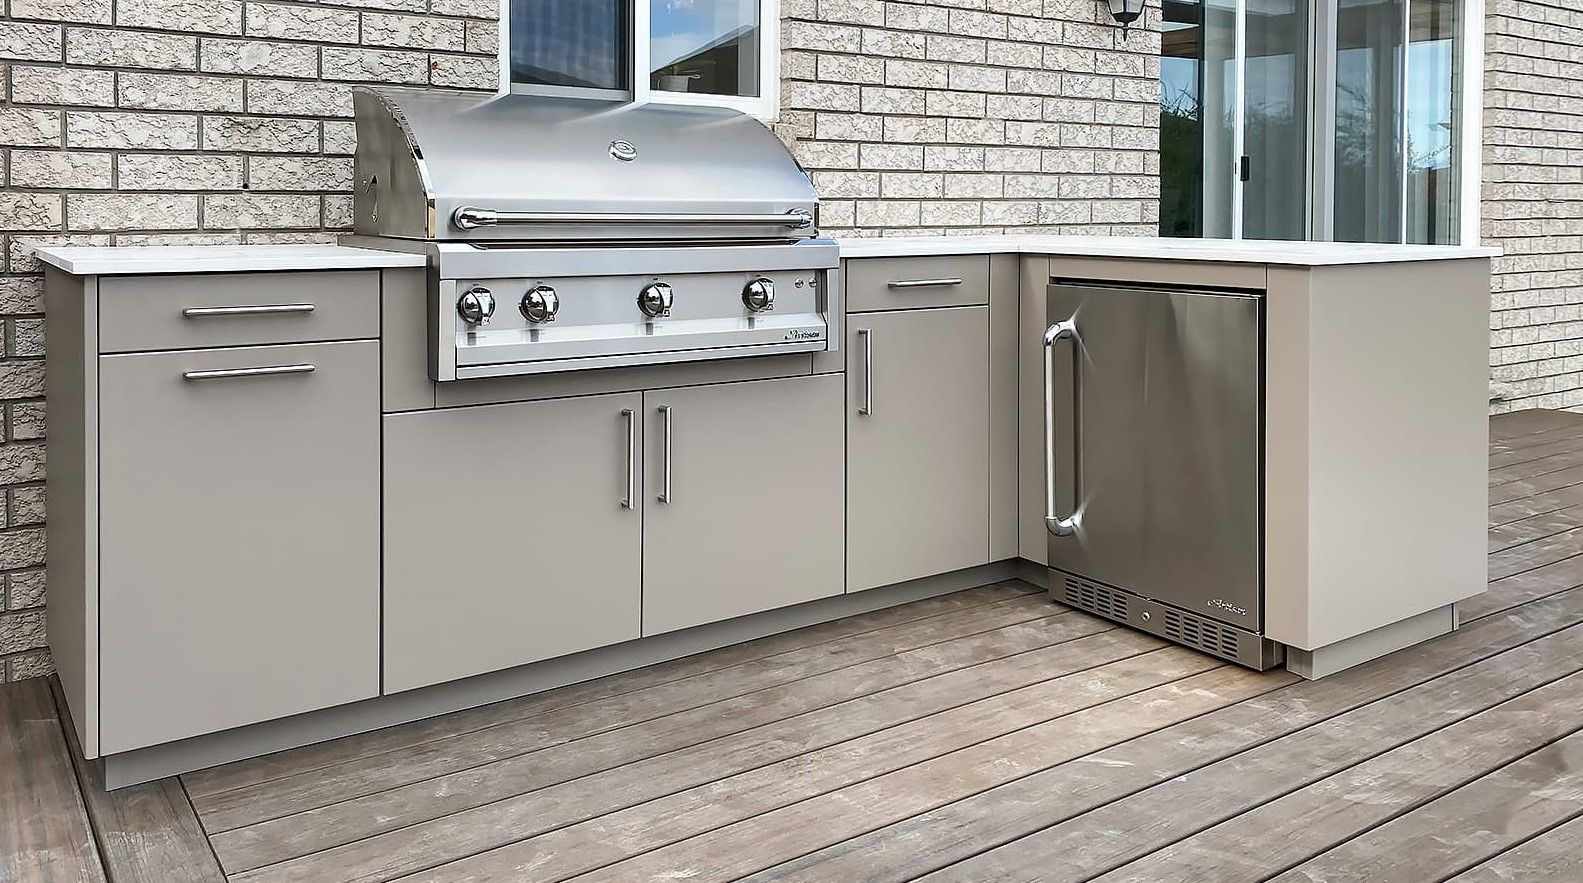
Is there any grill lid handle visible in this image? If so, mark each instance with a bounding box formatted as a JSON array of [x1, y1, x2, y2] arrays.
[[451, 207, 814, 231]]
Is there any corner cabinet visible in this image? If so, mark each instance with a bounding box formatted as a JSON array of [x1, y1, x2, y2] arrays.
[[642, 374, 846, 634], [382, 393, 646, 693]]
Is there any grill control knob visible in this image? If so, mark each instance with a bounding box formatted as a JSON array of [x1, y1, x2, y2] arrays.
[[520, 285, 560, 323], [457, 287, 495, 326], [638, 282, 674, 319], [742, 277, 775, 313]]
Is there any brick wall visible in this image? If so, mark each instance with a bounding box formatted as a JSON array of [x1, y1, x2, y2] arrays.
[[779, 1, 1162, 236], [1484, 0, 1583, 412], [0, 0, 1162, 682]]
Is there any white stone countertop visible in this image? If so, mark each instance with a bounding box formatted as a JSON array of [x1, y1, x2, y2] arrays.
[[835, 235, 1501, 264], [34, 236, 1499, 276], [32, 244, 427, 275]]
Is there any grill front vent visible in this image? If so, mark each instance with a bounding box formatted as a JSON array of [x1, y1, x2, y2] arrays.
[[1060, 576, 1131, 623], [1163, 608, 1244, 660]]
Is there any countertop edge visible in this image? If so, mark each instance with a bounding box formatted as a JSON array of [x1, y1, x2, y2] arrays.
[[33, 245, 428, 275]]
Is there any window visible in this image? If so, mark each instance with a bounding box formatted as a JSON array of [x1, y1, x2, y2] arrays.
[[1158, 0, 1478, 245], [504, 0, 779, 118]]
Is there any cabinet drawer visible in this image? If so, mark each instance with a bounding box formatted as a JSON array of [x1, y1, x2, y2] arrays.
[[844, 256, 990, 312], [98, 271, 379, 353], [97, 340, 380, 752]]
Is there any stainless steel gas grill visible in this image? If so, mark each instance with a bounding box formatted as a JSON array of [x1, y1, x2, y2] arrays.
[[348, 88, 839, 381]]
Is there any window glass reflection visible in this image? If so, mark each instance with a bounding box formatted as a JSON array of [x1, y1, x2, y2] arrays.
[[651, 0, 760, 97], [510, 0, 628, 91]]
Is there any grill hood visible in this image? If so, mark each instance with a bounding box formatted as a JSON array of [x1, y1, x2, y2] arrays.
[[352, 88, 820, 243]]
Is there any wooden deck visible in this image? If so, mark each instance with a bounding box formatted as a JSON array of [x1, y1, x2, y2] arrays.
[[6, 408, 1583, 883]]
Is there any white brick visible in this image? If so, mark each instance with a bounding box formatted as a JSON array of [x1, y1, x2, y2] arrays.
[[428, 53, 497, 89], [67, 193, 200, 230], [0, 194, 64, 231], [115, 0, 241, 35], [322, 120, 356, 155], [8, 150, 112, 189], [0, 22, 63, 61], [201, 115, 317, 152], [0, 108, 62, 148], [116, 153, 242, 190], [363, 12, 465, 51], [67, 111, 198, 149], [247, 156, 352, 191], [119, 72, 242, 111], [244, 2, 358, 43], [10, 65, 113, 106], [200, 38, 318, 76], [65, 26, 197, 70], [246, 80, 353, 117], [8, 0, 111, 24], [320, 46, 428, 83], [202, 193, 320, 228]]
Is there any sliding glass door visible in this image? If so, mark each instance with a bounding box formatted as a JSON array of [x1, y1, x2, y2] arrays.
[[1159, 0, 1465, 244]]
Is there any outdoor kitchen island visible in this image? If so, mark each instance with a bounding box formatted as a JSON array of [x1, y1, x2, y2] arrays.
[[37, 235, 1495, 786]]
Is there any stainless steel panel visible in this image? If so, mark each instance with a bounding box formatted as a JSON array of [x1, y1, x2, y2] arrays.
[[1045, 281, 1262, 631], [352, 89, 818, 242]]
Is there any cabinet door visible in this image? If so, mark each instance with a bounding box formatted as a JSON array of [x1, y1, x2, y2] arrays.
[[642, 374, 845, 635], [98, 341, 380, 753], [847, 307, 991, 591], [383, 393, 643, 693]]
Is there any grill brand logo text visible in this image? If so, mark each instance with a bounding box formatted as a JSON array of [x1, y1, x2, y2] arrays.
[[785, 329, 821, 340], [1208, 598, 1249, 617]]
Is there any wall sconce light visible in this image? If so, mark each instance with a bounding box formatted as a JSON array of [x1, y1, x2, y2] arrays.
[[1103, 0, 1146, 36]]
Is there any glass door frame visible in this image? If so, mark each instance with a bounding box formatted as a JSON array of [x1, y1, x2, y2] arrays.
[[1307, 0, 1482, 245]]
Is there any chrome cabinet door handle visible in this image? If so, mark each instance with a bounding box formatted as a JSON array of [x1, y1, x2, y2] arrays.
[[621, 407, 636, 510], [182, 364, 315, 381], [182, 304, 316, 318], [1043, 319, 1081, 537], [887, 278, 963, 289], [657, 404, 674, 504], [857, 328, 873, 416]]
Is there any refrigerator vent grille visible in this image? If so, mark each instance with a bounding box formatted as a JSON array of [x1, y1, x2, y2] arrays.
[[1060, 577, 1131, 622], [1163, 608, 1243, 660]]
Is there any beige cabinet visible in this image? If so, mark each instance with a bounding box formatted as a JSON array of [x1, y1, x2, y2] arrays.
[[846, 307, 992, 591], [382, 393, 644, 693], [642, 374, 845, 634], [97, 341, 381, 753]]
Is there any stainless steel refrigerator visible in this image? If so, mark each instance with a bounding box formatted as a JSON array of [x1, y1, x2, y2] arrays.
[[1043, 280, 1281, 669]]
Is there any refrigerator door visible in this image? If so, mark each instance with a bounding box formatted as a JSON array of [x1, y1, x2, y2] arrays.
[[1045, 282, 1262, 630]]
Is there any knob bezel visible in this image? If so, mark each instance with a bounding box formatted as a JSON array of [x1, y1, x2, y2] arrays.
[[743, 277, 775, 313], [457, 287, 495, 326], [638, 281, 674, 319], [520, 285, 560, 323]]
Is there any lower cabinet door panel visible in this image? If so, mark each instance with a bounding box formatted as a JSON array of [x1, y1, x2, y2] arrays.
[[383, 393, 643, 693], [847, 307, 992, 591], [642, 373, 845, 635], [98, 341, 380, 753]]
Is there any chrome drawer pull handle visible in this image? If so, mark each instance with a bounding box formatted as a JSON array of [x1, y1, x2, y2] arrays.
[[887, 278, 963, 289], [1043, 319, 1081, 537], [621, 408, 637, 510], [857, 328, 873, 416], [182, 304, 316, 318], [657, 404, 674, 504], [183, 364, 316, 381]]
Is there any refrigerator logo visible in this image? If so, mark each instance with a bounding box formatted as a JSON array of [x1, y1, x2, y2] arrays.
[[1208, 599, 1249, 618]]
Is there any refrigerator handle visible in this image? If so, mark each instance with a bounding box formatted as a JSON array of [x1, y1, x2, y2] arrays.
[[1043, 319, 1081, 537]]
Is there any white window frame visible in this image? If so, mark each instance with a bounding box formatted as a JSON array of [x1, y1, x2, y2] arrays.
[[497, 0, 781, 121]]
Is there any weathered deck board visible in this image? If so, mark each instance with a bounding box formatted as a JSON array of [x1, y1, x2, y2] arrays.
[[738, 586, 1583, 883], [48, 679, 223, 883], [1451, 813, 1583, 881], [181, 580, 1040, 801], [1463, 552, 1583, 621], [211, 612, 1137, 874], [1265, 726, 1583, 882], [1487, 504, 1583, 553], [947, 650, 1583, 883], [0, 679, 105, 883], [195, 590, 1063, 832]]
